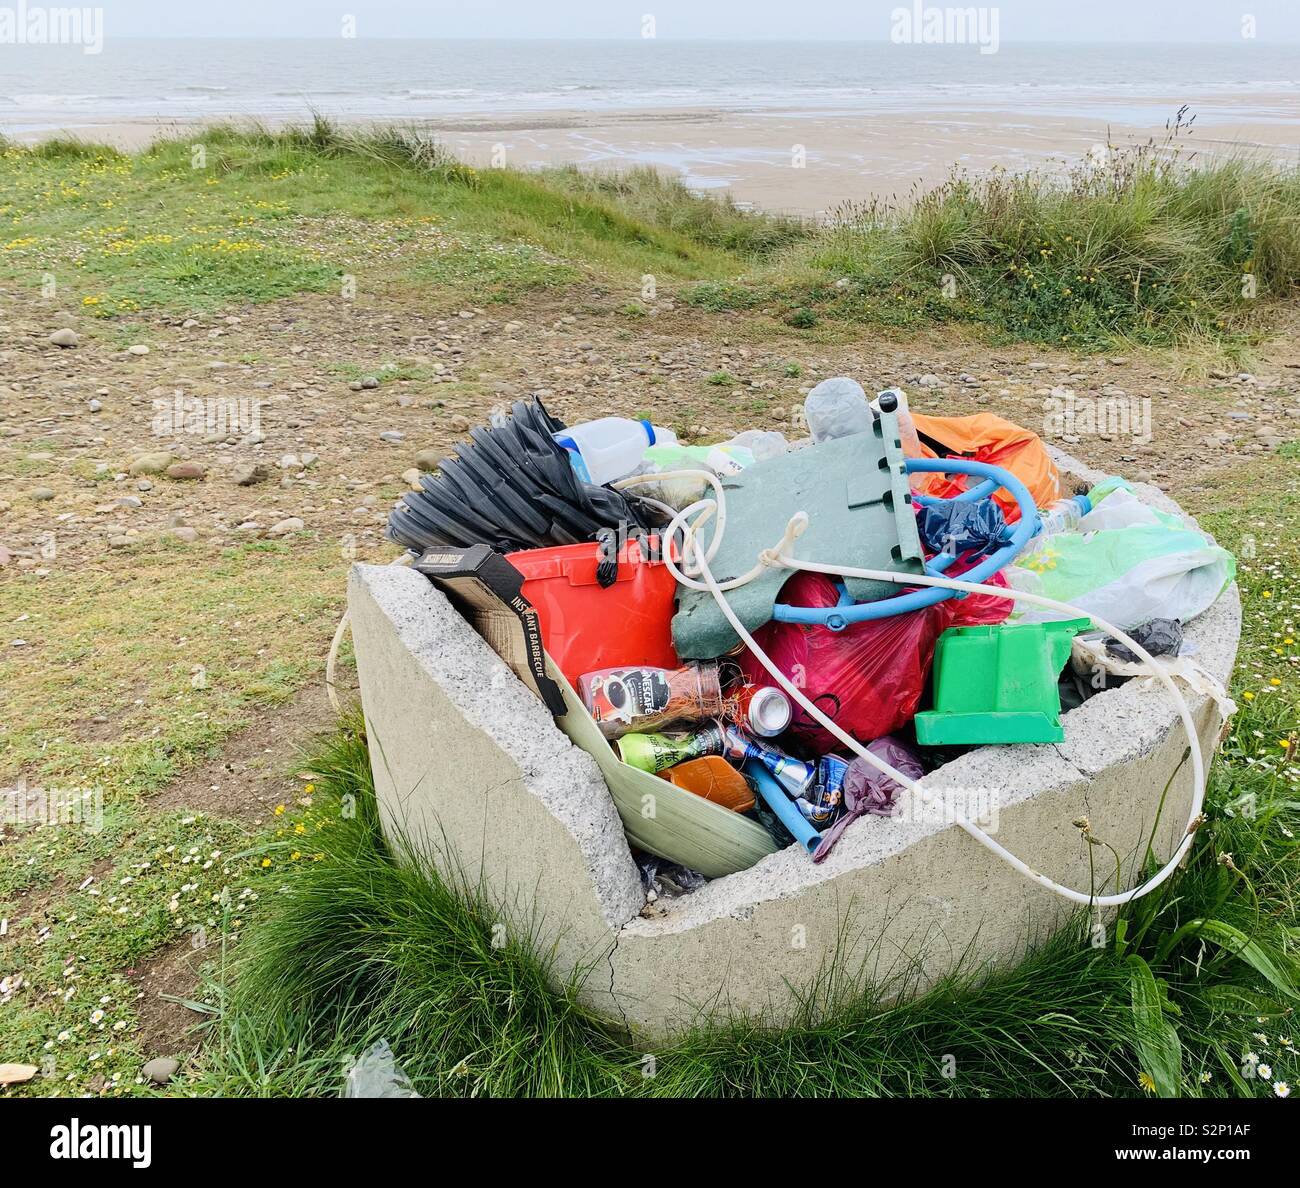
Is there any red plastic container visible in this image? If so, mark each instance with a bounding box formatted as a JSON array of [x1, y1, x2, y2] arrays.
[[505, 537, 679, 687]]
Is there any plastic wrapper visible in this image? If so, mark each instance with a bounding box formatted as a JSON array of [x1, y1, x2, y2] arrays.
[[723, 429, 790, 461], [804, 377, 873, 443], [632, 441, 756, 509], [636, 853, 707, 898], [1006, 523, 1235, 631], [1105, 617, 1184, 663], [343, 1039, 420, 1098]]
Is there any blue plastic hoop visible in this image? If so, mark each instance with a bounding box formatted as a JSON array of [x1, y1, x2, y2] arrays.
[[770, 457, 1040, 629]]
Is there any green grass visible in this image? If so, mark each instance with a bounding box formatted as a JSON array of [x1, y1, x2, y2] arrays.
[[0, 539, 344, 800], [4, 114, 1297, 351], [0, 807, 281, 1095], [0, 119, 753, 321], [689, 114, 1300, 350]]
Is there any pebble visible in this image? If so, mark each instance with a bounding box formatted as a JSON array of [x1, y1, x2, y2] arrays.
[[300, 452, 319, 467], [379, 430, 404, 443], [401, 467, 423, 490], [115, 496, 143, 509], [361, 376, 380, 390], [414, 448, 441, 471], [266, 517, 305, 538], [48, 328, 79, 348], [142, 1057, 179, 1085], [448, 415, 471, 433], [126, 344, 150, 356], [277, 454, 300, 470], [917, 374, 942, 388], [88, 399, 102, 413], [127, 451, 175, 476], [165, 462, 206, 481], [167, 526, 199, 544], [30, 487, 55, 502]]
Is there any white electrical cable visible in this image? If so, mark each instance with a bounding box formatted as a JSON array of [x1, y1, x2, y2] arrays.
[[614, 469, 1211, 907]]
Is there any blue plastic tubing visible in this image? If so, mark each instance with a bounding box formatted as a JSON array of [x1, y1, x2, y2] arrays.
[[772, 457, 1041, 628], [743, 761, 821, 854]]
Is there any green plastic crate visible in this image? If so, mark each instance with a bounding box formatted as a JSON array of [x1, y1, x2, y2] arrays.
[[914, 617, 1091, 745]]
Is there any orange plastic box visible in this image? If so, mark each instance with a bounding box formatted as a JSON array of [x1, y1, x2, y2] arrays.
[[506, 536, 679, 687]]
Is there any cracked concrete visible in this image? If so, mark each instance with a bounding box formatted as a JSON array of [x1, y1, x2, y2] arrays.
[[349, 451, 1240, 1040]]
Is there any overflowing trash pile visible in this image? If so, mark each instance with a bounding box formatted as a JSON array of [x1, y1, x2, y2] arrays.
[[389, 378, 1236, 900]]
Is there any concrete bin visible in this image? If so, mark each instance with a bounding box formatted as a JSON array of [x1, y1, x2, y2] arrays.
[[349, 452, 1240, 1040]]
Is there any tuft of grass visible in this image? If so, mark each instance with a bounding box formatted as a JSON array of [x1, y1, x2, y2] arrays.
[[540, 163, 811, 257], [689, 110, 1300, 350]]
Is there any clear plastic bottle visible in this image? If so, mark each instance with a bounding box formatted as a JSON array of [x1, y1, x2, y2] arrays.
[[553, 418, 678, 486], [804, 377, 873, 443], [1035, 494, 1092, 537], [1015, 495, 1093, 571]]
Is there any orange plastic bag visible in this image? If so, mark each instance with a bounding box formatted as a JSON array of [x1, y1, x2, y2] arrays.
[[910, 412, 1061, 523]]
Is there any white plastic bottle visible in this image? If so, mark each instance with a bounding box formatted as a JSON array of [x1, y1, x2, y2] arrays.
[[553, 418, 678, 486]]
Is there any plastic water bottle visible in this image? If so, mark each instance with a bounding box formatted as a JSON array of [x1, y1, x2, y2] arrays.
[[553, 418, 678, 486], [804, 377, 873, 443], [1035, 494, 1092, 538]]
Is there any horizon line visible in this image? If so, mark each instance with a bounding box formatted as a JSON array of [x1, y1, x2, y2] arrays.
[[58, 34, 1300, 46]]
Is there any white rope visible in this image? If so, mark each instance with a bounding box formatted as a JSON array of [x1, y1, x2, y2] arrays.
[[326, 553, 414, 713], [615, 470, 1213, 907]]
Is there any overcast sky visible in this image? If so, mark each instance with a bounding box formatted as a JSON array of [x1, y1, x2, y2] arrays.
[[84, 2, 1300, 43]]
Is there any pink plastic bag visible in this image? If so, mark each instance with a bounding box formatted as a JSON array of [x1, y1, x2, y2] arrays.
[[738, 568, 1011, 752]]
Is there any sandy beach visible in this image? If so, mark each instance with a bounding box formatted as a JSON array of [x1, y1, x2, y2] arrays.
[[18, 89, 1299, 215]]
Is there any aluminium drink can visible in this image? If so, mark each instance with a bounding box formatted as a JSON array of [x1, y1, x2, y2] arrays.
[[734, 684, 793, 737]]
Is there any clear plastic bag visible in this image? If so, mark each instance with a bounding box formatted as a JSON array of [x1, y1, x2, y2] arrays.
[[343, 1039, 420, 1098], [804, 377, 873, 443]]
